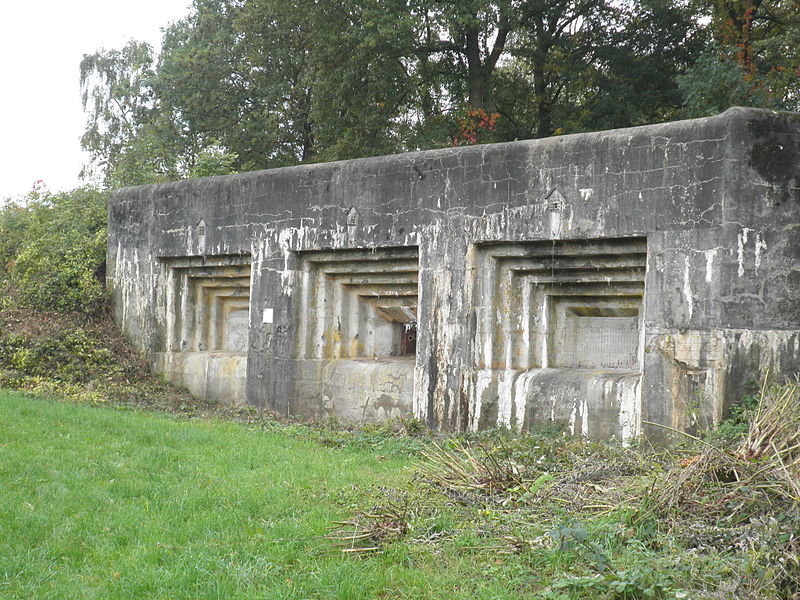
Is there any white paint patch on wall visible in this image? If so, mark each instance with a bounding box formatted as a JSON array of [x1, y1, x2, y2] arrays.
[[754, 232, 767, 273], [737, 227, 753, 277], [617, 377, 641, 443], [512, 370, 537, 430], [274, 225, 312, 293], [496, 370, 517, 428], [581, 396, 589, 438], [704, 247, 719, 283], [548, 209, 562, 238], [185, 224, 194, 255], [683, 256, 693, 319]]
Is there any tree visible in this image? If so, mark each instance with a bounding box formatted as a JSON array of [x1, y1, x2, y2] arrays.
[[510, 0, 612, 138], [679, 0, 800, 116], [81, 0, 797, 185], [238, 0, 317, 163], [423, 0, 514, 114], [80, 41, 180, 186], [156, 0, 275, 171], [1, 187, 108, 314], [569, 0, 706, 131], [303, 0, 425, 159]]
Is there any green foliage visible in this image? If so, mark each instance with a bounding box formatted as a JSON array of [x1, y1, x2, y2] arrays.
[[679, 0, 800, 117], [304, 0, 420, 160], [0, 197, 35, 276], [0, 329, 115, 383], [0, 186, 107, 314], [104, 126, 183, 188], [565, 0, 706, 132], [0, 303, 213, 409], [543, 563, 680, 599], [678, 48, 772, 117], [706, 388, 760, 443], [80, 0, 721, 183], [74, 0, 799, 185], [188, 145, 239, 178], [80, 41, 180, 187], [157, 0, 271, 170]]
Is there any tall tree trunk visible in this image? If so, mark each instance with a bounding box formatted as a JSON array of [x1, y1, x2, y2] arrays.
[[532, 13, 552, 138], [465, 27, 487, 110], [300, 88, 314, 161], [463, 19, 510, 113], [417, 55, 437, 120], [714, 0, 764, 78], [533, 56, 552, 138]]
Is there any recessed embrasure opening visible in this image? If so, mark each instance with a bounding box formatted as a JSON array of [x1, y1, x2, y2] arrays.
[[472, 237, 646, 371], [294, 247, 419, 360], [567, 306, 639, 318], [550, 295, 642, 369], [160, 255, 252, 353]]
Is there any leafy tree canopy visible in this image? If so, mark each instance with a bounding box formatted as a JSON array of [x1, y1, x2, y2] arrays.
[[79, 0, 800, 187]]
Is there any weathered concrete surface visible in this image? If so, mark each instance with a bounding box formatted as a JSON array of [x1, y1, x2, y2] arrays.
[[320, 358, 414, 423], [154, 352, 248, 405], [108, 107, 800, 441]]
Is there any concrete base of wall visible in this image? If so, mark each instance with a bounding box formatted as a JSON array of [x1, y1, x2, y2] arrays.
[[470, 368, 640, 441], [290, 358, 414, 423], [153, 351, 248, 405]]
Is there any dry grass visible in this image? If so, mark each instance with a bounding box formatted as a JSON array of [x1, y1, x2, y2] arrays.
[[737, 380, 800, 498], [327, 491, 411, 553], [642, 380, 800, 598], [414, 439, 523, 496], [403, 381, 800, 597], [652, 380, 800, 514]]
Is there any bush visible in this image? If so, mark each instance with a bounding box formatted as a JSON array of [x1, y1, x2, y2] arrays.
[[0, 328, 115, 383], [0, 186, 108, 314]]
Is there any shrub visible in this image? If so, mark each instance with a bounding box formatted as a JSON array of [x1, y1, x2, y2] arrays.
[[0, 186, 108, 314], [0, 328, 116, 383], [0, 202, 34, 276]]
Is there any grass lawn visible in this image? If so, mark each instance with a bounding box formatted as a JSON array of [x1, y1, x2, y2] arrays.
[[0, 390, 466, 600], [2, 388, 798, 599]]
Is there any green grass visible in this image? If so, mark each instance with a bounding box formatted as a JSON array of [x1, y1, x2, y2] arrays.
[[2, 389, 789, 599], [0, 390, 425, 599], [0, 390, 565, 599]]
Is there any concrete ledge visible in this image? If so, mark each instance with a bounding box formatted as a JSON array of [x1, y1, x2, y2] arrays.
[[470, 368, 640, 441], [153, 351, 248, 405], [319, 358, 415, 423]]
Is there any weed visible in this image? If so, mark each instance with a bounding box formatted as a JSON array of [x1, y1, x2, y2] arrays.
[[328, 490, 412, 553], [416, 439, 524, 498]]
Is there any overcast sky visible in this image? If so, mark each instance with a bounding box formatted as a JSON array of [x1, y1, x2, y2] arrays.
[[0, 0, 192, 201]]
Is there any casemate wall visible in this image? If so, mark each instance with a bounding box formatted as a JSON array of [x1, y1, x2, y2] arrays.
[[108, 107, 800, 442]]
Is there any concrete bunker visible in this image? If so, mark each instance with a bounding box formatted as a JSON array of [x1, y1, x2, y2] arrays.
[[108, 107, 800, 442]]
